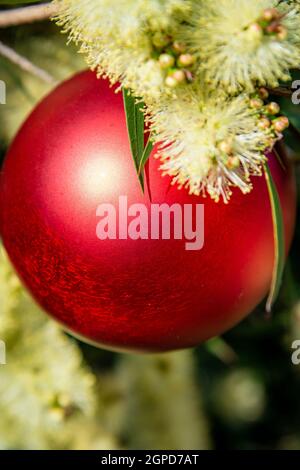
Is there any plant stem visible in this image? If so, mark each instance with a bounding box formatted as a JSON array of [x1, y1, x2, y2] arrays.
[[0, 41, 57, 84], [267, 86, 293, 98], [0, 3, 57, 28]]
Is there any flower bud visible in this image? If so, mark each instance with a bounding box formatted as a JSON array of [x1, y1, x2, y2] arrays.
[[172, 69, 186, 83], [266, 23, 278, 34], [266, 102, 280, 115], [177, 54, 196, 67], [258, 88, 269, 100], [250, 98, 264, 109], [159, 53, 175, 69], [226, 156, 240, 170], [248, 23, 263, 38], [276, 25, 288, 41], [218, 139, 233, 155], [273, 116, 289, 132], [185, 70, 194, 83], [152, 33, 171, 49], [165, 76, 178, 88], [172, 41, 186, 54], [262, 8, 279, 22], [258, 117, 271, 130]]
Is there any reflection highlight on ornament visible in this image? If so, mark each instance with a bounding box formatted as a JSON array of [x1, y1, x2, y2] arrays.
[[79, 154, 124, 198]]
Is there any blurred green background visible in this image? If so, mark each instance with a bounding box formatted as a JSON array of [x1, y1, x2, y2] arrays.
[[1, 2, 300, 451]]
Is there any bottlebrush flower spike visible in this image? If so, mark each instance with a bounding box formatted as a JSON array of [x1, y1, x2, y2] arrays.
[[54, 0, 294, 203], [54, 0, 191, 101], [147, 89, 280, 203], [184, 0, 300, 93]]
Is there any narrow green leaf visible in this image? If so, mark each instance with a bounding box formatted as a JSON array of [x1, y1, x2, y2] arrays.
[[205, 337, 238, 365], [138, 135, 153, 176], [122, 88, 145, 191], [264, 163, 285, 313]]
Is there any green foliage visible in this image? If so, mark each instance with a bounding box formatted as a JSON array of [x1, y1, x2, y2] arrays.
[[264, 163, 285, 313], [122, 89, 147, 191]]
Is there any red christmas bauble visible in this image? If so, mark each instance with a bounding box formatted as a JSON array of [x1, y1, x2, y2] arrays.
[[0, 71, 296, 352]]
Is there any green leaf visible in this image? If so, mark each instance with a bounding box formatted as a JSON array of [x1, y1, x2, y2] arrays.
[[264, 162, 286, 313], [138, 135, 153, 176], [205, 337, 238, 365], [122, 88, 146, 191]]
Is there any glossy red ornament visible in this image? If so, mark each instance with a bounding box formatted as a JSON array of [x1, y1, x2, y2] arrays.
[[0, 71, 296, 352]]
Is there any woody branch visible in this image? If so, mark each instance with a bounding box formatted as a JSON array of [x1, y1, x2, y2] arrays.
[[0, 3, 57, 28]]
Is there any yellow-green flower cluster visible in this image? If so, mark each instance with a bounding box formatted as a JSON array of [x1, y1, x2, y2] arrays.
[[184, 0, 300, 93], [55, 0, 190, 101], [148, 88, 280, 202], [54, 0, 300, 202]]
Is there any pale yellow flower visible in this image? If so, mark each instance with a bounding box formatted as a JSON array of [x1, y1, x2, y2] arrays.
[[148, 89, 276, 203], [54, 0, 190, 101], [54, 0, 295, 202], [184, 0, 300, 92]]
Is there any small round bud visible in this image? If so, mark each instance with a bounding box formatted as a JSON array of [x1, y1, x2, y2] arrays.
[[185, 70, 194, 83], [249, 23, 263, 37], [226, 156, 240, 170], [276, 25, 288, 41], [273, 116, 289, 132], [250, 98, 264, 109], [165, 75, 178, 88], [218, 140, 233, 155], [258, 88, 269, 100], [171, 69, 186, 83], [258, 117, 271, 130], [152, 33, 171, 49], [266, 102, 280, 115], [262, 8, 279, 22], [177, 54, 196, 67], [172, 41, 186, 54], [159, 53, 175, 69], [266, 23, 278, 34]]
